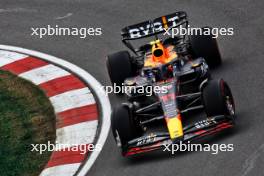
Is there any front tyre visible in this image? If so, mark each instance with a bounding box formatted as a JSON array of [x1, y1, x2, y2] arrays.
[[111, 104, 143, 154], [202, 79, 235, 120]]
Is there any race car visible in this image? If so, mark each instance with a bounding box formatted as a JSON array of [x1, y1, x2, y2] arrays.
[[106, 11, 236, 156]]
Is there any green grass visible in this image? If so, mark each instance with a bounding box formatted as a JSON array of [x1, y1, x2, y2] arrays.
[[0, 70, 56, 176]]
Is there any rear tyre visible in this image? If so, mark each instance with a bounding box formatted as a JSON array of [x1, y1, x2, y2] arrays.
[[111, 104, 142, 151], [190, 27, 222, 68], [202, 79, 235, 119], [107, 51, 133, 86]]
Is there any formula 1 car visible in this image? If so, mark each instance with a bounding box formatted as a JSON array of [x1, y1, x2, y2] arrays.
[[106, 11, 235, 156]]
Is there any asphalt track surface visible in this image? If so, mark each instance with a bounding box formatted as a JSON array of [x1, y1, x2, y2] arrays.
[[0, 0, 264, 176]]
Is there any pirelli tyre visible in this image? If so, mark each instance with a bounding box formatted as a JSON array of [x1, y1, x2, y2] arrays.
[[202, 79, 235, 121], [190, 27, 222, 68], [106, 51, 134, 86], [111, 104, 143, 154]]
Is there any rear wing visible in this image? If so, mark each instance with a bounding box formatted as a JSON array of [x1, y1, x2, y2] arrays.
[[121, 11, 187, 40]]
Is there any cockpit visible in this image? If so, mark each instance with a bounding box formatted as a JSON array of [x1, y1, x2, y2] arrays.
[[144, 39, 178, 68]]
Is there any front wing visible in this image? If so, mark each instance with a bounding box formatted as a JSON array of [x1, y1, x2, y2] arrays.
[[123, 115, 234, 156]]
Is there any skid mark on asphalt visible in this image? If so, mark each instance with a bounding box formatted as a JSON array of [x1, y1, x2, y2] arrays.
[[55, 13, 73, 20], [241, 143, 264, 176]]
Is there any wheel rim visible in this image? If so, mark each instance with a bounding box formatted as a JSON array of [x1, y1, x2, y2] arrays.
[[225, 95, 235, 115], [115, 130, 122, 147], [221, 81, 235, 116]]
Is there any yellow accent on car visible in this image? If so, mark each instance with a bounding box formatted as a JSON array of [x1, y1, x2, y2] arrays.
[[162, 16, 168, 29], [150, 39, 161, 45], [192, 63, 200, 67], [166, 116, 183, 139]]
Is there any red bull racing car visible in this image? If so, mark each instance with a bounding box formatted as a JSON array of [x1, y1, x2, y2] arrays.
[[106, 11, 236, 156]]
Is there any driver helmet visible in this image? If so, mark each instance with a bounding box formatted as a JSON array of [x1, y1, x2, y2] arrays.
[[150, 40, 169, 64]]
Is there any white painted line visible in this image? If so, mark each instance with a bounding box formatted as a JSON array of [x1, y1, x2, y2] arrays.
[[40, 163, 81, 176], [19, 64, 70, 85], [49, 87, 95, 113], [56, 120, 98, 147], [55, 13, 73, 20], [0, 45, 111, 176], [0, 50, 28, 67], [0, 8, 38, 13]]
